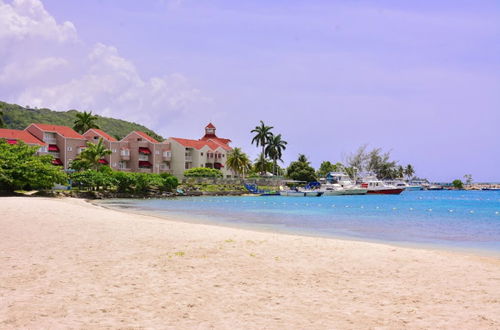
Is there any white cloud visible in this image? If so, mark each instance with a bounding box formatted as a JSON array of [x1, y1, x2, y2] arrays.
[[0, 0, 208, 131], [0, 0, 77, 43], [17, 43, 207, 127]]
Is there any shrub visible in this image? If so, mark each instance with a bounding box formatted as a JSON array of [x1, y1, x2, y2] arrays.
[[184, 167, 223, 178], [0, 139, 67, 191]]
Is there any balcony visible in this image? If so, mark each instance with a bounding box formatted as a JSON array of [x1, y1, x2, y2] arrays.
[[138, 168, 152, 173], [138, 154, 149, 161], [162, 153, 171, 161], [43, 137, 57, 144], [185, 155, 193, 162]]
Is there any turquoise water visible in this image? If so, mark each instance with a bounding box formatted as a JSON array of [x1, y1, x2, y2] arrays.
[[100, 190, 500, 255]]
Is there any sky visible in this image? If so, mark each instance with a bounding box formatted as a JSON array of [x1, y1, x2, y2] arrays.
[[1, 0, 499, 182]]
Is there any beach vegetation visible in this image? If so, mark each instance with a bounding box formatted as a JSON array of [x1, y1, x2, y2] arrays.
[[404, 164, 415, 180], [251, 120, 274, 174], [184, 167, 223, 178], [286, 154, 317, 182], [0, 139, 67, 192], [226, 147, 251, 177], [70, 168, 178, 193], [70, 138, 112, 171], [0, 110, 5, 128], [265, 133, 287, 176], [463, 174, 473, 186], [73, 111, 100, 134], [452, 179, 464, 189]]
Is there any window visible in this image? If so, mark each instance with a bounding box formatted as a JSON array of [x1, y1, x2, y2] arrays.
[[155, 150, 160, 155], [185, 162, 190, 169], [112, 163, 117, 167], [67, 147, 72, 151], [137, 138, 142, 141], [112, 149, 117, 153], [201, 152, 204, 156], [93, 136, 99, 140]]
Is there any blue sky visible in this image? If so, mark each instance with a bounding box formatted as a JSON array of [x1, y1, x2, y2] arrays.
[[1, 0, 499, 181]]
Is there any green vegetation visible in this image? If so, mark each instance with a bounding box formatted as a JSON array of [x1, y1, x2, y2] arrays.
[[0, 110, 5, 128], [70, 138, 112, 171], [226, 147, 251, 178], [71, 168, 178, 193], [317, 161, 344, 178], [0, 100, 163, 141], [464, 174, 473, 186], [184, 167, 223, 178], [265, 133, 287, 176], [73, 111, 100, 134], [452, 179, 464, 189], [251, 120, 274, 174], [346, 144, 416, 180], [286, 154, 317, 182], [0, 140, 67, 192]]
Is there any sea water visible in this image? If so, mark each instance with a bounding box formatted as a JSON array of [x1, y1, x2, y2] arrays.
[[99, 190, 500, 255]]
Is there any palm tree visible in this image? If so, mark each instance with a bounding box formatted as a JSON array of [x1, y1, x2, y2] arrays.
[[265, 133, 287, 176], [226, 148, 251, 178], [251, 120, 274, 174], [74, 138, 111, 170], [297, 154, 309, 164], [404, 164, 415, 181], [73, 111, 100, 134], [0, 110, 5, 128]]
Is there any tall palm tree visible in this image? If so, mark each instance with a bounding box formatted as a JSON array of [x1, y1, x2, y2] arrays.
[[251, 120, 273, 174], [73, 111, 100, 134], [265, 133, 287, 175], [226, 148, 251, 178], [75, 138, 111, 170], [297, 154, 309, 164], [404, 164, 415, 181], [0, 110, 5, 128]]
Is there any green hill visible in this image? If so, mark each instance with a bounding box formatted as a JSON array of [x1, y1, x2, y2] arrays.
[[0, 101, 163, 141]]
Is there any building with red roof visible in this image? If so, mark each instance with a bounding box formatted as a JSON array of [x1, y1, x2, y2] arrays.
[[0, 128, 46, 147], [167, 123, 234, 178]]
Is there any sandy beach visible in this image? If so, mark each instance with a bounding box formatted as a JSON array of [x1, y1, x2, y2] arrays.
[[0, 197, 499, 329]]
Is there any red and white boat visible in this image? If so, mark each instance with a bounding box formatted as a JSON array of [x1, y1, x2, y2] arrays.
[[361, 178, 404, 195]]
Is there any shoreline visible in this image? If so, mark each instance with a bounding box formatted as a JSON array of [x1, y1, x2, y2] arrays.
[[1, 196, 500, 328], [94, 197, 500, 259]]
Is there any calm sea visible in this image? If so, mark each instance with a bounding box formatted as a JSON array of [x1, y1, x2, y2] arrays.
[[99, 190, 500, 255]]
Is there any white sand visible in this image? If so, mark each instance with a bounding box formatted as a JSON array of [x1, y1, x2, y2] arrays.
[[1, 197, 499, 329]]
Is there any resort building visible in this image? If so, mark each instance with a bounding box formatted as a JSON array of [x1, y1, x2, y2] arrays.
[[2, 122, 234, 177], [25, 124, 87, 168], [167, 123, 233, 178]]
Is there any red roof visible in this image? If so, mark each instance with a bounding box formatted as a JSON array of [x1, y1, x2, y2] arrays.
[[134, 131, 158, 143], [170, 137, 231, 151], [205, 122, 216, 129], [86, 128, 117, 142], [0, 129, 46, 146], [31, 123, 84, 139]]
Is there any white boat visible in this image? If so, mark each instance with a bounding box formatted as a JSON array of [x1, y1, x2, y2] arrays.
[[361, 177, 404, 195], [386, 180, 423, 191], [325, 172, 367, 195], [279, 189, 323, 197], [321, 183, 345, 196]]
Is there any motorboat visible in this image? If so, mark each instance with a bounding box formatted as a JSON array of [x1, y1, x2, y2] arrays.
[[279, 189, 323, 197], [361, 177, 404, 195], [321, 183, 345, 196], [324, 172, 367, 195], [386, 180, 423, 191]]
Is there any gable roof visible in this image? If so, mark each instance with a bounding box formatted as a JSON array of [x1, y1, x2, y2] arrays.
[[170, 137, 231, 151], [0, 129, 46, 146], [134, 131, 159, 143], [85, 128, 117, 142], [30, 123, 84, 139], [205, 122, 216, 129]]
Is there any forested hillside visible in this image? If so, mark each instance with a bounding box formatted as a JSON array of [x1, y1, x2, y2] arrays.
[[0, 101, 163, 141]]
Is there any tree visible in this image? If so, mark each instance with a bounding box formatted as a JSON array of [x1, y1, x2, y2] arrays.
[[73, 111, 100, 134], [452, 179, 464, 189], [317, 161, 344, 178], [0, 140, 67, 191], [250, 120, 273, 174], [252, 153, 274, 175], [464, 174, 473, 186], [0, 110, 5, 128], [226, 147, 251, 178], [286, 154, 317, 182], [265, 133, 287, 175], [71, 138, 111, 171], [404, 164, 415, 181]]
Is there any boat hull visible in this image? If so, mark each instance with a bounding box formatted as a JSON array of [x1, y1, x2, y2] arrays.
[[280, 191, 323, 197], [405, 185, 422, 191], [342, 188, 368, 195], [367, 188, 404, 195]]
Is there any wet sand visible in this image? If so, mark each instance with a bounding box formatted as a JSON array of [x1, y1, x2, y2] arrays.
[[1, 197, 499, 329]]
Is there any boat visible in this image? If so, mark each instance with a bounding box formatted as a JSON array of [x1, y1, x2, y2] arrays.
[[427, 184, 444, 191], [361, 177, 404, 195], [386, 180, 423, 191], [279, 189, 323, 197], [324, 172, 367, 195], [244, 183, 280, 196], [321, 183, 345, 196]]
